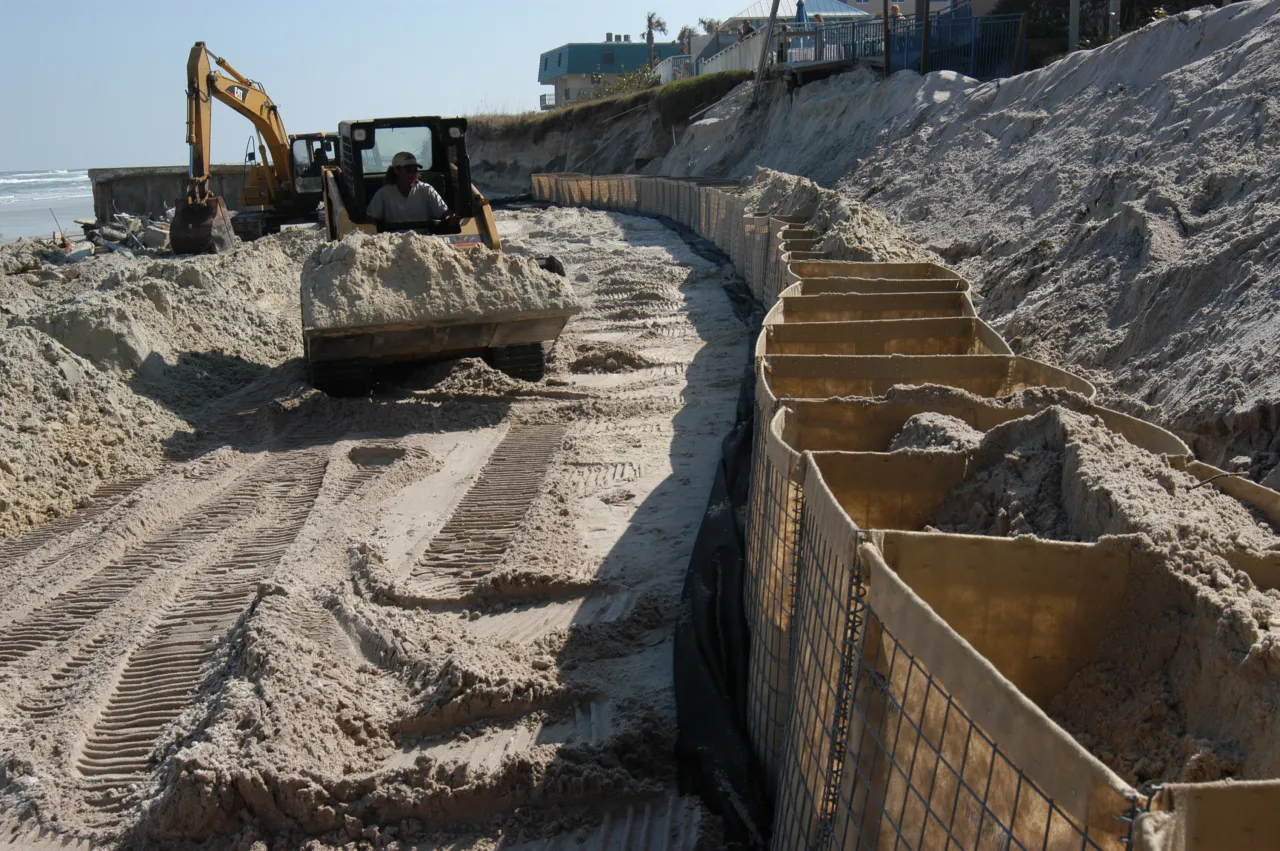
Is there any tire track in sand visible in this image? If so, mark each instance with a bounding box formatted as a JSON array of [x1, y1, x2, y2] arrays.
[[0, 461, 295, 671], [76, 451, 327, 810], [499, 794, 704, 851], [0, 476, 151, 573], [409, 424, 565, 601]]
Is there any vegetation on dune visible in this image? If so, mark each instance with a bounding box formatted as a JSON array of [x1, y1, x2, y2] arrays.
[[469, 69, 753, 142], [652, 70, 753, 126]]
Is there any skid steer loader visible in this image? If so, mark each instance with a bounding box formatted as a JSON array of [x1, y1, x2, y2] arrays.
[[303, 116, 574, 396]]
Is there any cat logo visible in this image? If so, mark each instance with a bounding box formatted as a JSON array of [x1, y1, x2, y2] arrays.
[[227, 85, 249, 103]]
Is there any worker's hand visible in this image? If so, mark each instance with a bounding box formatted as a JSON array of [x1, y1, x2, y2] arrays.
[[441, 212, 460, 224]]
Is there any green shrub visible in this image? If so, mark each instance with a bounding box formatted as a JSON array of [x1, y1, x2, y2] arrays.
[[469, 69, 753, 142], [654, 70, 754, 126]]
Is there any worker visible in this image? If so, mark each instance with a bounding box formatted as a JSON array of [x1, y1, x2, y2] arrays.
[[367, 152, 453, 227], [302, 144, 329, 178]]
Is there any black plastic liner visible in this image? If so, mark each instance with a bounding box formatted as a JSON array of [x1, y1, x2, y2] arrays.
[[668, 219, 770, 848]]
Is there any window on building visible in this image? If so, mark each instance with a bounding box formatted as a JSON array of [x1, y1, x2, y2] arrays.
[[565, 88, 573, 100], [602, 49, 614, 64], [543, 56, 548, 71], [558, 52, 563, 67]]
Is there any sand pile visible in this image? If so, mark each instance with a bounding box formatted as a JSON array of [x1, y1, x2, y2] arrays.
[[0, 237, 67, 276], [815, 201, 936, 264], [666, 1, 1280, 475], [301, 232, 581, 331], [739, 167, 827, 217], [888, 411, 984, 452], [738, 167, 933, 264], [923, 407, 1280, 551], [558, 339, 655, 374], [0, 230, 321, 538], [1046, 542, 1280, 789], [0, 328, 189, 537], [414, 357, 526, 396]]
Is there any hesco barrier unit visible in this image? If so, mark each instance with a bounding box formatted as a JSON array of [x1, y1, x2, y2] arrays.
[[530, 173, 1280, 850]]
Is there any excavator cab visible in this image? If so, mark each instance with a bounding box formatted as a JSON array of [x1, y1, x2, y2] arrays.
[[291, 133, 335, 191], [320, 116, 500, 248]]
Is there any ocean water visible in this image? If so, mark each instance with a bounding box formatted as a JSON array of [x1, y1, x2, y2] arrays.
[[0, 169, 95, 243]]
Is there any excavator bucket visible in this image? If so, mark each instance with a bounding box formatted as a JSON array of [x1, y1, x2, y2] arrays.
[[170, 195, 238, 255]]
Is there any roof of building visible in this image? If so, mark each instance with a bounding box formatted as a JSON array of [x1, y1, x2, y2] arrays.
[[727, 0, 870, 22], [538, 42, 682, 83]]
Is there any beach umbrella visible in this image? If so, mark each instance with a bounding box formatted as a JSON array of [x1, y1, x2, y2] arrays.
[[795, 0, 809, 23]]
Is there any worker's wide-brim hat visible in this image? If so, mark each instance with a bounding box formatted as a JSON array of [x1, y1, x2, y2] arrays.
[[391, 152, 424, 169]]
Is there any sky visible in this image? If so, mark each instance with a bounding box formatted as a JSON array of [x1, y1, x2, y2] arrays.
[[0, 0, 757, 172]]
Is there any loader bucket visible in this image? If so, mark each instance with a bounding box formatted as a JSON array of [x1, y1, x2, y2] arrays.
[[170, 195, 238, 255]]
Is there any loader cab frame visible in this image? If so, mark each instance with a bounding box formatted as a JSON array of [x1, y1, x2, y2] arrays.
[[336, 116, 476, 225]]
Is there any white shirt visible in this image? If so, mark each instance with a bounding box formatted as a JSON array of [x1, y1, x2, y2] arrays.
[[367, 181, 448, 223]]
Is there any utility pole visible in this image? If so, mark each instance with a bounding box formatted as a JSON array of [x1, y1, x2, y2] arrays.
[[883, 0, 892, 75], [919, 0, 932, 74], [752, 0, 783, 104]]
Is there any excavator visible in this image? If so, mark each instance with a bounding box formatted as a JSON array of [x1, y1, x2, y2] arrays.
[[171, 42, 329, 254]]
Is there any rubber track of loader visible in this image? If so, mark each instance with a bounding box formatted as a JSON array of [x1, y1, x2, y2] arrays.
[[410, 424, 565, 599]]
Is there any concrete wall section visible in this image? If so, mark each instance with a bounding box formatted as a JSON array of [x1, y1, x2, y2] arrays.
[[89, 165, 257, 222]]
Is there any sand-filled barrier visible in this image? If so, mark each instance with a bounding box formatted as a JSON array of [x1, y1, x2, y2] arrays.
[[300, 232, 580, 332], [532, 163, 1280, 849]]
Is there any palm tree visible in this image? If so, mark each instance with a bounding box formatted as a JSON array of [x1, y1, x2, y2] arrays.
[[677, 25, 698, 55], [698, 17, 723, 34], [644, 13, 668, 68]]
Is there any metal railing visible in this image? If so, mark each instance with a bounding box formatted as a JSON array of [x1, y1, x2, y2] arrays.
[[700, 27, 770, 75], [923, 13, 1025, 78], [539, 93, 556, 110], [654, 54, 693, 83], [767, 9, 1026, 80]]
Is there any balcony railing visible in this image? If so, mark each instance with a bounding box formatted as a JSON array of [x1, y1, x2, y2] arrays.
[[537, 5, 1022, 109], [653, 54, 693, 84], [699, 27, 769, 76]]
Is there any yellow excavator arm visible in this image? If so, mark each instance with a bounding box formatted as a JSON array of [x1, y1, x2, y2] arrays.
[[174, 41, 294, 254]]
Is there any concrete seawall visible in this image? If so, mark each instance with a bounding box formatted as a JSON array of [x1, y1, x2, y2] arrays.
[[88, 165, 259, 222]]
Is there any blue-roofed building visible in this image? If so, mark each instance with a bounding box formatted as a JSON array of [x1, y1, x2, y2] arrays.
[[538, 36, 682, 109]]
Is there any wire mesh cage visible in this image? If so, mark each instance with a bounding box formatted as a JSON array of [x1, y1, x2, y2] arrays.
[[771, 459, 1140, 851], [766, 222, 817, 307], [745, 401, 810, 786], [590, 176, 612, 210], [616, 175, 638, 210], [730, 199, 750, 271], [772, 462, 865, 851], [638, 177, 658, 216], [556, 174, 592, 206], [786, 261, 968, 291], [530, 173, 559, 203], [821, 600, 1132, 851], [744, 216, 772, 301], [661, 178, 678, 220]]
